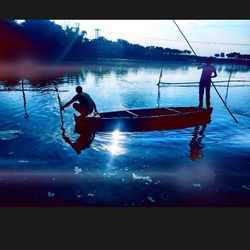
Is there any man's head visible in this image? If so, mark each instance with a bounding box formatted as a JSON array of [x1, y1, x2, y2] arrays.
[[206, 57, 213, 64], [76, 86, 82, 94]]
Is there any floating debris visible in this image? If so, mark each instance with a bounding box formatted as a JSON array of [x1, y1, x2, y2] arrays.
[[9, 152, 15, 155], [192, 183, 202, 188], [74, 167, 82, 175], [0, 130, 23, 141], [147, 196, 155, 203], [132, 173, 152, 183], [48, 192, 55, 197], [87, 193, 94, 197], [241, 185, 250, 191]]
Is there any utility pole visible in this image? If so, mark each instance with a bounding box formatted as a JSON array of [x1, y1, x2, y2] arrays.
[[95, 28, 101, 39], [75, 22, 80, 32]]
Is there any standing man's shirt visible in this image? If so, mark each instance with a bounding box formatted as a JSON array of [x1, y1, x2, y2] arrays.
[[198, 64, 217, 85]]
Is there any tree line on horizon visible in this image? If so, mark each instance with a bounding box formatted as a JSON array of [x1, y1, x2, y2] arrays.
[[214, 52, 250, 60], [0, 20, 249, 62]]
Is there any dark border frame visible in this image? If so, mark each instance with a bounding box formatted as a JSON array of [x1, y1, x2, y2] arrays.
[[1, 0, 250, 245]]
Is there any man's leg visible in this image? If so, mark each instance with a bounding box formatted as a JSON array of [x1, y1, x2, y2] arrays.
[[73, 103, 89, 116], [199, 84, 205, 108], [205, 84, 211, 108]]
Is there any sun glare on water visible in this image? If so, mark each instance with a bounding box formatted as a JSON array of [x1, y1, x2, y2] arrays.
[[107, 130, 126, 156]]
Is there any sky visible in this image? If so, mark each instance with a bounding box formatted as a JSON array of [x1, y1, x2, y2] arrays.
[[53, 19, 250, 57]]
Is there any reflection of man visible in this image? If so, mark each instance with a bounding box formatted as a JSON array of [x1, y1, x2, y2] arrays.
[[197, 57, 217, 109], [189, 124, 206, 161], [62, 130, 95, 154]]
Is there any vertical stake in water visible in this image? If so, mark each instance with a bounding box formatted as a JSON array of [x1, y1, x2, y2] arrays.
[[157, 84, 161, 108], [21, 66, 29, 120], [157, 59, 164, 107], [225, 66, 233, 103], [55, 83, 65, 133], [172, 20, 238, 123], [158, 68, 163, 85]]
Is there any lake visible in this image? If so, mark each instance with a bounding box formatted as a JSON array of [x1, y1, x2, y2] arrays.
[[0, 59, 250, 206]]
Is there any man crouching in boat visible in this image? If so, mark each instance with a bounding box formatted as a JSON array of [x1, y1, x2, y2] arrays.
[[61, 86, 98, 117]]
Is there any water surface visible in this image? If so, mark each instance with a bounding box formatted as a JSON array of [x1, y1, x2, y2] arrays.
[[0, 59, 250, 206]]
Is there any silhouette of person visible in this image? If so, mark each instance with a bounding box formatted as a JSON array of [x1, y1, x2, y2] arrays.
[[62, 129, 95, 154], [197, 57, 217, 109], [189, 124, 207, 161], [61, 85, 98, 117]]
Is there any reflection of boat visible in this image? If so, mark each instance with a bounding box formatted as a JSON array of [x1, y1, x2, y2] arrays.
[[75, 106, 213, 132]]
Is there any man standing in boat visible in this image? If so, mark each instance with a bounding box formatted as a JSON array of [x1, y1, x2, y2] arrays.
[[197, 57, 217, 109], [61, 86, 98, 116]]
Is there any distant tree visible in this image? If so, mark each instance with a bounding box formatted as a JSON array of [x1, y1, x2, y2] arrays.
[[183, 50, 191, 55], [171, 49, 182, 55], [226, 52, 240, 58], [64, 25, 87, 58], [19, 20, 88, 60], [214, 53, 220, 57], [220, 52, 225, 58], [20, 20, 67, 58], [0, 20, 32, 60], [238, 54, 250, 60], [0, 20, 211, 62]]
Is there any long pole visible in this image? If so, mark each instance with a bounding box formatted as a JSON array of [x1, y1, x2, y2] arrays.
[[55, 83, 65, 133], [172, 20, 238, 123]]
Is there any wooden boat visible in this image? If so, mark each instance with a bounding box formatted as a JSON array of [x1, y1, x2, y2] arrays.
[[74, 106, 213, 132]]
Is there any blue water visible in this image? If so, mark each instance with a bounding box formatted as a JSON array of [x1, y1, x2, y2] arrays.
[[0, 59, 250, 206]]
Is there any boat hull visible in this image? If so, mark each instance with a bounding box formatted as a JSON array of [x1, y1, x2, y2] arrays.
[[74, 107, 213, 132]]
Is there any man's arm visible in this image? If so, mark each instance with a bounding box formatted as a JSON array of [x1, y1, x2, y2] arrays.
[[197, 64, 203, 69], [212, 68, 217, 78], [61, 98, 74, 110]]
